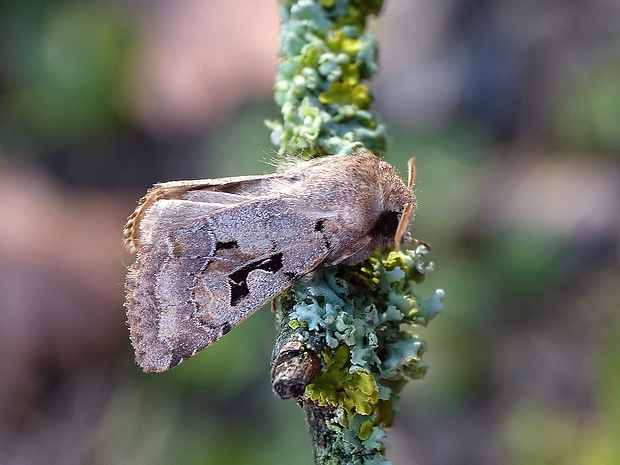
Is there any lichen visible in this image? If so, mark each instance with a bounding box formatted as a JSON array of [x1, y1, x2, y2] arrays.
[[283, 245, 444, 463], [271, 1, 445, 463], [307, 344, 379, 415], [267, 0, 387, 157]]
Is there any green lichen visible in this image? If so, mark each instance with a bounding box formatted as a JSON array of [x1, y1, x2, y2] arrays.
[[307, 345, 379, 415], [281, 245, 444, 463], [267, 0, 387, 157], [270, 2, 445, 463]]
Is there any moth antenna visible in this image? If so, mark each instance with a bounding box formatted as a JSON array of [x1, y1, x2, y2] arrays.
[[393, 158, 417, 252], [407, 157, 417, 190], [394, 202, 413, 252]]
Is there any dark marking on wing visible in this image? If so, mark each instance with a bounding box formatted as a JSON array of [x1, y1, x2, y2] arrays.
[[229, 253, 284, 305], [215, 240, 239, 251], [314, 219, 332, 250], [169, 343, 193, 369]]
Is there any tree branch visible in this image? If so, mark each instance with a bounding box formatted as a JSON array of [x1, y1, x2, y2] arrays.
[[268, 1, 445, 464]]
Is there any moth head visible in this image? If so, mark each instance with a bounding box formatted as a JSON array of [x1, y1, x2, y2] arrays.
[[334, 155, 417, 265], [372, 157, 417, 250]]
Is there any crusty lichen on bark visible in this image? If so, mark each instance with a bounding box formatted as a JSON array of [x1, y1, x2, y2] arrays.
[[267, 0, 387, 158], [268, 1, 444, 464]]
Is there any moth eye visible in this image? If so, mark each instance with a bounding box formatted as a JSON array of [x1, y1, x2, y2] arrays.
[[372, 211, 400, 238]]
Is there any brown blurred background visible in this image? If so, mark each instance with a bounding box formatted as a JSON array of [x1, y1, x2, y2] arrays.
[[1, 1, 619, 464]]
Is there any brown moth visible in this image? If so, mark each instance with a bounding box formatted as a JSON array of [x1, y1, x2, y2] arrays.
[[124, 152, 416, 372]]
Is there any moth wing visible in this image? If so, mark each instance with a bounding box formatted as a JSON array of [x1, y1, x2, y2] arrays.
[[125, 195, 332, 372], [123, 173, 282, 252]]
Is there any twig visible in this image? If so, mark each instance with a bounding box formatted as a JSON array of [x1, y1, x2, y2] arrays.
[[268, 1, 445, 463]]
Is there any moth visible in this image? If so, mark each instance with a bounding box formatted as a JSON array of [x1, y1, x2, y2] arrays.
[[124, 152, 416, 372]]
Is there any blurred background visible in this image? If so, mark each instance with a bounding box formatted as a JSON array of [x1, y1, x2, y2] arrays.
[[1, 0, 619, 464]]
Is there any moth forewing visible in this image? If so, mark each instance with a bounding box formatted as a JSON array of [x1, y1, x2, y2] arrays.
[[126, 195, 333, 372], [124, 152, 417, 372], [123, 173, 284, 252]]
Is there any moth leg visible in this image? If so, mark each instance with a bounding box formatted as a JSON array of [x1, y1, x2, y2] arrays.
[[124, 184, 196, 252]]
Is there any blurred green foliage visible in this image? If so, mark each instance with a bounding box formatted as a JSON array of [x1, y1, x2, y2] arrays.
[[0, 1, 131, 153], [553, 57, 620, 153]]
